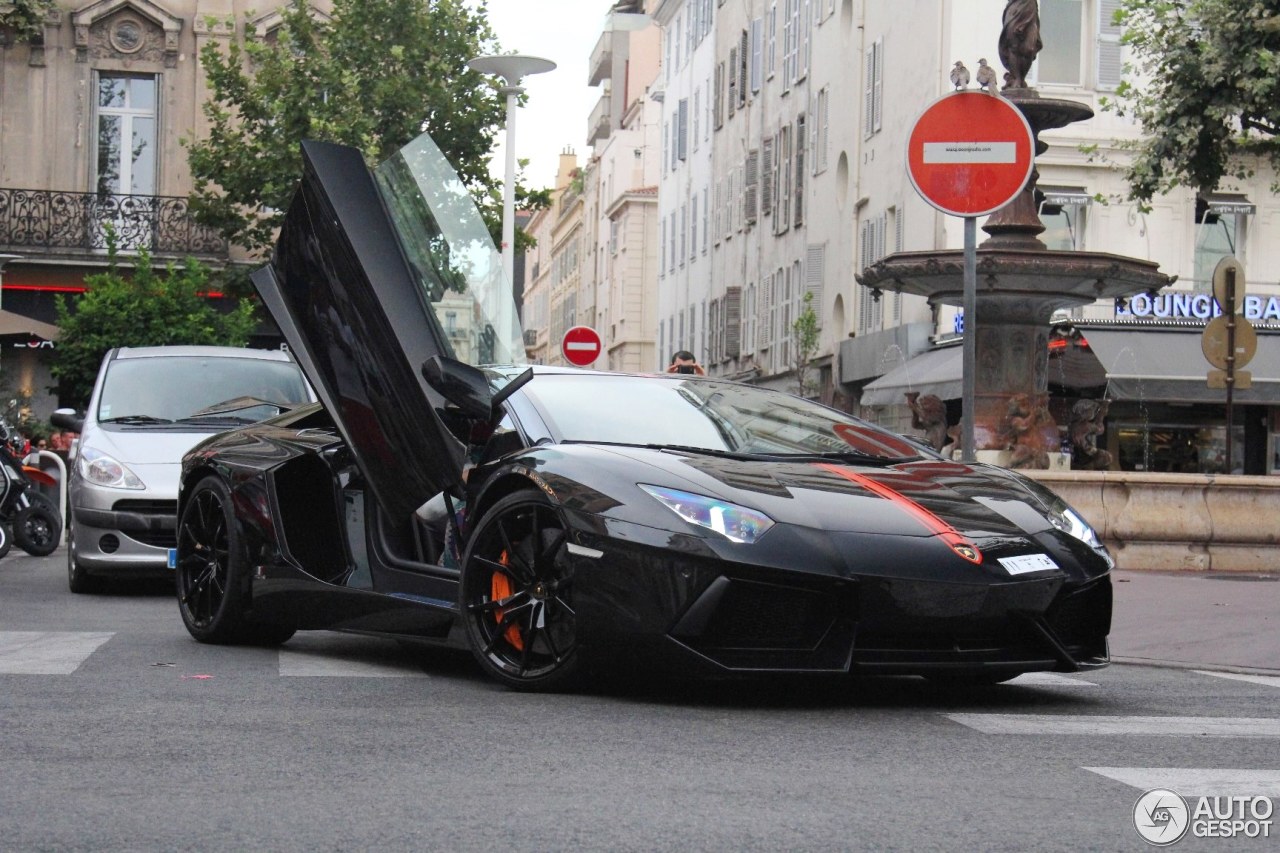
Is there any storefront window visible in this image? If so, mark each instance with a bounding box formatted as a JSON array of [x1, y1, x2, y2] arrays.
[[1116, 422, 1244, 474]]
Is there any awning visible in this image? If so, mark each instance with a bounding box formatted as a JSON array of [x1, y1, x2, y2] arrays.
[[0, 310, 59, 341], [859, 345, 962, 406], [1083, 328, 1280, 404]]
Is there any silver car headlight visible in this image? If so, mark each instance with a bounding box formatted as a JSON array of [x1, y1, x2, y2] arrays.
[[78, 446, 146, 489]]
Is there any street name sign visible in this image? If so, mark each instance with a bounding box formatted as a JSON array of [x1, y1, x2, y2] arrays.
[[906, 91, 1035, 217]]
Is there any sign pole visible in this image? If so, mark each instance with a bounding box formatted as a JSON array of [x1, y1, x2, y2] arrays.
[[962, 216, 976, 463], [1225, 266, 1236, 471]]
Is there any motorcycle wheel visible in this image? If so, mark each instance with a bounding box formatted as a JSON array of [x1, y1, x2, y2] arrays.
[[14, 502, 61, 557], [0, 524, 12, 560]]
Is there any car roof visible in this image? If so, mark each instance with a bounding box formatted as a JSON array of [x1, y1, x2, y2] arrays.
[[113, 346, 295, 362]]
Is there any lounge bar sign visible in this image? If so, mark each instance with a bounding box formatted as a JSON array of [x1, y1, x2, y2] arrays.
[[1117, 290, 1280, 322]]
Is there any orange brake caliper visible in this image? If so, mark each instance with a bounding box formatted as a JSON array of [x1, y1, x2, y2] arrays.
[[490, 550, 525, 651]]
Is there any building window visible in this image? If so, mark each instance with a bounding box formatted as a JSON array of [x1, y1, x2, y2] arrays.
[[95, 73, 158, 196], [1037, 0, 1083, 86], [1038, 188, 1091, 251], [767, 3, 777, 79], [864, 39, 883, 139], [1194, 196, 1252, 290]]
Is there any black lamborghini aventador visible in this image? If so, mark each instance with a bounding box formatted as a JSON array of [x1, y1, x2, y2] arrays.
[[174, 131, 1113, 691]]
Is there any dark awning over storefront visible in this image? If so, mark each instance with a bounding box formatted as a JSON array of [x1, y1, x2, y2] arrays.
[[1083, 328, 1280, 404], [860, 345, 963, 406]]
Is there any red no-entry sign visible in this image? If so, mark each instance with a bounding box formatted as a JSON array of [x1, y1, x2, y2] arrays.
[[561, 325, 602, 366], [906, 92, 1034, 218]]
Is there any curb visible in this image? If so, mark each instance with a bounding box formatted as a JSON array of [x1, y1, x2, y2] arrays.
[[1113, 657, 1280, 677]]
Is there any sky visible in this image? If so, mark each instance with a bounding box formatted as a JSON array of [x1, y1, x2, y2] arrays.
[[476, 0, 618, 189]]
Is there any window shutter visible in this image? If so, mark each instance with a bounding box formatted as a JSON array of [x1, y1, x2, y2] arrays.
[[873, 39, 883, 133], [750, 18, 763, 93], [725, 286, 742, 358], [690, 195, 698, 261], [805, 243, 824, 305], [702, 187, 709, 254], [794, 114, 805, 226], [863, 44, 875, 139], [800, 0, 811, 79], [820, 87, 830, 172], [739, 29, 749, 106], [678, 98, 688, 161], [744, 149, 759, 225], [761, 137, 774, 216], [714, 62, 724, 129], [767, 3, 777, 79], [728, 47, 737, 118], [1097, 0, 1123, 91]]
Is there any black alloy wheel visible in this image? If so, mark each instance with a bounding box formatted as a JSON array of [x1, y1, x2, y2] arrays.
[[176, 475, 293, 646], [13, 497, 62, 557], [459, 490, 580, 691]]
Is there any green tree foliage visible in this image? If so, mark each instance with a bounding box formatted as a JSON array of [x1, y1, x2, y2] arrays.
[[186, 0, 550, 258], [1107, 0, 1280, 202], [0, 0, 55, 44], [51, 236, 257, 409], [791, 291, 821, 398]]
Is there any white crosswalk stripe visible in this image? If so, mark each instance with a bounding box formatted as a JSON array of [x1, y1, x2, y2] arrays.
[[1194, 670, 1280, 689], [0, 631, 115, 674], [1085, 768, 1280, 797], [1005, 672, 1097, 687], [946, 714, 1280, 738]]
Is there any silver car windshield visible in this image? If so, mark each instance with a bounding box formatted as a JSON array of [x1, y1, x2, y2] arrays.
[[97, 357, 311, 422], [373, 133, 523, 367]]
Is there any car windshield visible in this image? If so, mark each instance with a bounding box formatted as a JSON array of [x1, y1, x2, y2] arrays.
[[97, 356, 311, 423], [519, 374, 926, 460], [373, 133, 522, 367]]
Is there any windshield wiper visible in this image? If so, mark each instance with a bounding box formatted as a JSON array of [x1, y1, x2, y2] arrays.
[[99, 415, 173, 425]]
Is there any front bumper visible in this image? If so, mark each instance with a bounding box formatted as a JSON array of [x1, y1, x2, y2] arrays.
[[71, 501, 176, 573], [566, 512, 1112, 678]]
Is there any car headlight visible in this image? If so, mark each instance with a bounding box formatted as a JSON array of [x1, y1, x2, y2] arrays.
[[78, 446, 146, 489], [639, 485, 774, 544], [1048, 503, 1103, 549]]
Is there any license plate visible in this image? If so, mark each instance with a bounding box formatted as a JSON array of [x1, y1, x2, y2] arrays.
[[167, 548, 177, 569], [998, 553, 1058, 575]]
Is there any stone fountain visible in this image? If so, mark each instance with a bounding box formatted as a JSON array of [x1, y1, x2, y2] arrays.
[[856, 0, 1172, 468]]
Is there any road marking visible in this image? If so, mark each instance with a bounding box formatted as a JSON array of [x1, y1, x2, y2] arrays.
[[0, 631, 114, 674], [1194, 670, 1280, 689], [1084, 768, 1280, 797], [1005, 673, 1097, 687], [278, 634, 428, 677], [946, 714, 1280, 738]]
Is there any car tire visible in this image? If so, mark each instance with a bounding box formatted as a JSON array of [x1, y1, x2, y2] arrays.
[[14, 499, 62, 557], [66, 519, 100, 594], [458, 490, 581, 692], [176, 475, 295, 646]]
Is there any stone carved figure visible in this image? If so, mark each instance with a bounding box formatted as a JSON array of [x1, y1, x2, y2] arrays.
[[905, 392, 949, 451], [1069, 398, 1112, 470], [998, 0, 1042, 90], [999, 392, 1055, 469]]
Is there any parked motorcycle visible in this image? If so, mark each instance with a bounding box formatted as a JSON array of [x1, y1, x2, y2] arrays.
[[0, 420, 63, 558]]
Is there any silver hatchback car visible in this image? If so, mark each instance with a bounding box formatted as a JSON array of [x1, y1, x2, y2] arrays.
[[54, 346, 313, 592]]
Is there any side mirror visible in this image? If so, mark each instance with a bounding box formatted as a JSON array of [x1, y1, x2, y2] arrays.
[[51, 408, 85, 434], [421, 356, 493, 421]]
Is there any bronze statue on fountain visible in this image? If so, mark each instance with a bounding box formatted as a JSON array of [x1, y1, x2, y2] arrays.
[[857, 0, 1172, 468]]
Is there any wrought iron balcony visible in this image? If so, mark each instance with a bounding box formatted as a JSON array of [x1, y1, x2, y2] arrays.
[[0, 188, 229, 260]]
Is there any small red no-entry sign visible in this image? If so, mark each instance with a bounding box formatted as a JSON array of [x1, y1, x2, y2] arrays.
[[906, 92, 1035, 218], [561, 325, 602, 366]]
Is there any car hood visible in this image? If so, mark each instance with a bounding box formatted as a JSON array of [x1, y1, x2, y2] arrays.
[[592, 445, 1058, 540], [253, 133, 525, 520], [83, 428, 214, 468]]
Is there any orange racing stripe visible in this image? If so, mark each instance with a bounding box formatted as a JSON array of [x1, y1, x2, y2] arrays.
[[815, 462, 983, 564]]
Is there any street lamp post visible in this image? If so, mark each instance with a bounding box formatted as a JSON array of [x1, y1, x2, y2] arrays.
[[466, 54, 556, 320]]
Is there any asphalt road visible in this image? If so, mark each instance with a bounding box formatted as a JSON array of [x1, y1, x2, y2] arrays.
[[2, 548, 1277, 852]]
